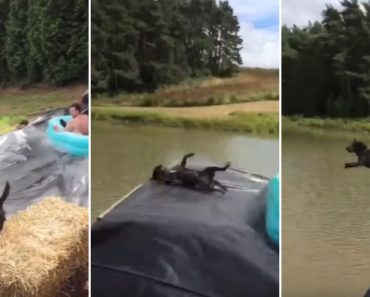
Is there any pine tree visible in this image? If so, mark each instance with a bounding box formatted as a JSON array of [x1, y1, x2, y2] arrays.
[[0, 0, 10, 85], [5, 0, 29, 82], [283, 0, 370, 117], [27, 0, 48, 84], [1, 0, 87, 87], [92, 0, 243, 94], [40, 0, 88, 85]]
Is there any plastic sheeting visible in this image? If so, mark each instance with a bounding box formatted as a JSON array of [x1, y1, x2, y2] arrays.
[[92, 168, 279, 297], [0, 109, 88, 217]]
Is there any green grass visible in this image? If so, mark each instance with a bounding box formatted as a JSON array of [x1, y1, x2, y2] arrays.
[[0, 117, 17, 135], [0, 91, 77, 135], [283, 116, 370, 133], [92, 107, 279, 136]]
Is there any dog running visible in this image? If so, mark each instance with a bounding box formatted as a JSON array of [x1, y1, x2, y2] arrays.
[[152, 153, 230, 193], [0, 182, 10, 232], [345, 139, 370, 169]]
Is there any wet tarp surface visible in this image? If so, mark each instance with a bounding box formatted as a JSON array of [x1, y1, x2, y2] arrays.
[[0, 109, 88, 217], [92, 168, 279, 297]]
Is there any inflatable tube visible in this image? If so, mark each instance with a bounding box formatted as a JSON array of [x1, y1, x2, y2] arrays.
[[47, 116, 88, 157], [266, 173, 279, 245]]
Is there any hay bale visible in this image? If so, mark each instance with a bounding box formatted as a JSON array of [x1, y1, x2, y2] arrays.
[[0, 197, 88, 297]]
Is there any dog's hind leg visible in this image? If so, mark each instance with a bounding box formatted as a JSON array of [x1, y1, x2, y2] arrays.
[[213, 180, 228, 193], [180, 153, 195, 167], [199, 162, 231, 181], [344, 162, 362, 168]]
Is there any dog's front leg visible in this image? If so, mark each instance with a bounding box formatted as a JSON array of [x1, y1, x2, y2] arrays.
[[344, 162, 361, 168]]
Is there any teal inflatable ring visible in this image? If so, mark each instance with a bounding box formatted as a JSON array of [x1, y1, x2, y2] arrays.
[[265, 174, 279, 245], [47, 116, 88, 157]]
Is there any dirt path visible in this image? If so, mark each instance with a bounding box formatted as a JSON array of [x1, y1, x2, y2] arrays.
[[105, 101, 279, 118]]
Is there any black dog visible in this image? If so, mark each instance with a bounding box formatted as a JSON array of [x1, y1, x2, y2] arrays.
[[364, 288, 370, 297], [0, 182, 10, 232], [152, 153, 230, 193], [345, 139, 370, 168]]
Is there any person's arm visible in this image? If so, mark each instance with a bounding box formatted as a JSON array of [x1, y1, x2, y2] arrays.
[[64, 121, 75, 132]]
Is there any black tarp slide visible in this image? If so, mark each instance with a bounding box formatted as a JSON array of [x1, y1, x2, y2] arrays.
[[92, 168, 279, 297], [0, 109, 88, 216]]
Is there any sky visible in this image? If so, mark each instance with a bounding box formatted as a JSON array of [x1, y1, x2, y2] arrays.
[[282, 0, 366, 27], [228, 0, 279, 69]]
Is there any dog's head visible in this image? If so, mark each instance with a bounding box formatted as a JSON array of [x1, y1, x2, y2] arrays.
[[152, 165, 168, 181], [346, 139, 367, 154]]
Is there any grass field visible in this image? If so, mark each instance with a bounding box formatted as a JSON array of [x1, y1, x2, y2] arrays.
[[283, 116, 370, 134], [0, 84, 86, 134], [93, 68, 279, 135], [94, 68, 279, 107]]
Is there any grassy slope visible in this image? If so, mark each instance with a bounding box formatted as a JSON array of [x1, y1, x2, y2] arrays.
[[93, 69, 279, 135], [0, 84, 86, 134], [94, 69, 279, 107]]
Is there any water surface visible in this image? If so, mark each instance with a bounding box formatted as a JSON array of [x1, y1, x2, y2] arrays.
[[92, 122, 278, 219], [283, 131, 370, 297]]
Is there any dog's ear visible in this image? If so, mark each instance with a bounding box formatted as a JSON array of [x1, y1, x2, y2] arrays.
[[0, 182, 10, 207]]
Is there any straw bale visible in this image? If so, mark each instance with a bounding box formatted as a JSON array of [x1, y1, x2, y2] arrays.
[[0, 197, 88, 297]]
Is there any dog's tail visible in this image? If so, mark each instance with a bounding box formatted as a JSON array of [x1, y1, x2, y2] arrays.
[[0, 182, 10, 207]]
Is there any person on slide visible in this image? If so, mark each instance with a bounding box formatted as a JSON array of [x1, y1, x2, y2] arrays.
[[54, 103, 89, 135]]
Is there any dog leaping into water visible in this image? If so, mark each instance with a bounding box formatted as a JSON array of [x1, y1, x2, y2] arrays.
[[0, 182, 10, 232], [345, 139, 370, 169]]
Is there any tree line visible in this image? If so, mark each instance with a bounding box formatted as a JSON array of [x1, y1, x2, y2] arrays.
[[282, 0, 370, 117], [0, 0, 88, 87], [92, 0, 243, 94]]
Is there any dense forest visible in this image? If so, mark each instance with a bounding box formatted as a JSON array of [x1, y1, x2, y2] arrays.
[[0, 0, 88, 87], [92, 0, 243, 94], [282, 0, 370, 117]]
